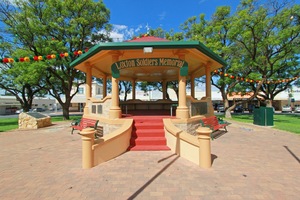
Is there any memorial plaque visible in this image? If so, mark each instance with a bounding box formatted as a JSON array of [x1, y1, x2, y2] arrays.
[[26, 112, 48, 119], [97, 105, 103, 114], [92, 105, 96, 113], [191, 102, 207, 116]]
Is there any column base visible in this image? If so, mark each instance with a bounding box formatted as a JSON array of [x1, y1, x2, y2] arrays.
[[81, 128, 95, 169], [176, 107, 189, 119], [109, 107, 122, 119], [197, 127, 212, 169]]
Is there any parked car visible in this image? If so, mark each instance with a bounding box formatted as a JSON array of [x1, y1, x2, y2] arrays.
[[217, 105, 225, 112], [281, 105, 292, 113], [247, 104, 254, 113], [15, 109, 23, 114], [32, 108, 45, 112], [234, 105, 244, 113], [295, 106, 300, 113]]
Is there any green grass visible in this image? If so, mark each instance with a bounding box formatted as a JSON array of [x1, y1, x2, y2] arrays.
[[0, 115, 81, 132], [1, 114, 299, 135], [0, 118, 19, 132], [231, 114, 300, 134]]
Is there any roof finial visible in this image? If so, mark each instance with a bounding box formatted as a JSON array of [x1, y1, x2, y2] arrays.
[[146, 23, 150, 34]]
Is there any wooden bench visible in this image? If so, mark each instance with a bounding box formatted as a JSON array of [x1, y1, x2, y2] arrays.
[[71, 118, 99, 135], [200, 116, 229, 139]]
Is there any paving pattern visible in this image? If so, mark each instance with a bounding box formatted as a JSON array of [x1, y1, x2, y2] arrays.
[[0, 120, 299, 200]]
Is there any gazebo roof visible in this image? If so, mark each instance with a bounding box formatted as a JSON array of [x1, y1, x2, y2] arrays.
[[126, 35, 170, 42], [70, 37, 227, 82]]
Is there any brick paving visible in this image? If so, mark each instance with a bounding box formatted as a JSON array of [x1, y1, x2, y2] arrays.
[[0, 120, 299, 200]]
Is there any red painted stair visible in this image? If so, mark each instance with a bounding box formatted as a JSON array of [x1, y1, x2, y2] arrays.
[[128, 116, 170, 151]]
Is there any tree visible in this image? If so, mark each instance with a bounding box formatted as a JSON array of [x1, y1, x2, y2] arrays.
[[231, 0, 300, 107], [0, 0, 110, 119], [119, 81, 131, 101], [0, 48, 47, 111], [0, 34, 48, 112], [138, 81, 171, 99], [181, 6, 242, 118], [182, 0, 300, 118]]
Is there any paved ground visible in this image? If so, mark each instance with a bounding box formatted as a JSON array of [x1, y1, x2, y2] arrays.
[[0, 120, 299, 200]]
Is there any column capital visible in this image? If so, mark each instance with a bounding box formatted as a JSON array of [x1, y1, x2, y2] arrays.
[[205, 61, 212, 66], [196, 127, 212, 138], [174, 50, 188, 58], [111, 52, 122, 62]]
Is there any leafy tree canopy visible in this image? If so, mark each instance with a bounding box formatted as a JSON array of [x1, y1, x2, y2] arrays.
[[0, 0, 111, 119], [181, 0, 300, 117]]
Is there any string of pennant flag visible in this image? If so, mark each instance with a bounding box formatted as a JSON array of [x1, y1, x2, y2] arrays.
[[1, 49, 298, 85], [213, 70, 299, 84], [0, 49, 89, 63]]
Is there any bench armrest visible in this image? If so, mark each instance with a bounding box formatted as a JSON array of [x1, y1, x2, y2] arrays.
[[71, 119, 81, 126]]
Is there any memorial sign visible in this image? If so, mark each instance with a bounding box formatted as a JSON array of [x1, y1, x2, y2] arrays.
[[26, 112, 48, 119], [111, 57, 188, 78]]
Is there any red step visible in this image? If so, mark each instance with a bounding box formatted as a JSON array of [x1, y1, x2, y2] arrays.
[[128, 117, 170, 151], [128, 145, 170, 151], [134, 122, 164, 129], [130, 137, 166, 146], [132, 129, 165, 137]]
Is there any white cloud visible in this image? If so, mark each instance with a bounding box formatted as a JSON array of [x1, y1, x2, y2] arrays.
[[109, 24, 151, 42], [109, 31, 125, 42], [158, 11, 166, 20], [112, 24, 127, 31], [135, 25, 143, 33], [199, 0, 208, 4]]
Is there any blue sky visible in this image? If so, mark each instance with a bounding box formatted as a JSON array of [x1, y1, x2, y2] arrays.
[[103, 0, 241, 41], [2, 0, 299, 42], [103, 0, 300, 41]]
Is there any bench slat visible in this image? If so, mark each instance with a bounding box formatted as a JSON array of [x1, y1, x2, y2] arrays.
[[200, 116, 229, 139], [71, 118, 99, 134]]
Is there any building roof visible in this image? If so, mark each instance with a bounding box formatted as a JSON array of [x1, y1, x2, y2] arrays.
[[70, 36, 227, 82]]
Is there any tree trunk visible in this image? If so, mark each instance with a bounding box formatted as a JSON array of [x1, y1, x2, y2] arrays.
[[265, 100, 272, 107], [166, 91, 170, 100], [23, 102, 31, 112], [224, 98, 232, 118], [59, 96, 71, 120], [62, 106, 70, 120]]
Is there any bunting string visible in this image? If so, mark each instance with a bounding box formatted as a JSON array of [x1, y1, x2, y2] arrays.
[[0, 49, 89, 64], [213, 70, 299, 85], [1, 50, 298, 85]]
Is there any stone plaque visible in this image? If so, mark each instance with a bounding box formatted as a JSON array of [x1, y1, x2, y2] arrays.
[[92, 105, 96, 114], [26, 112, 48, 119], [97, 105, 103, 114], [191, 102, 208, 116]]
